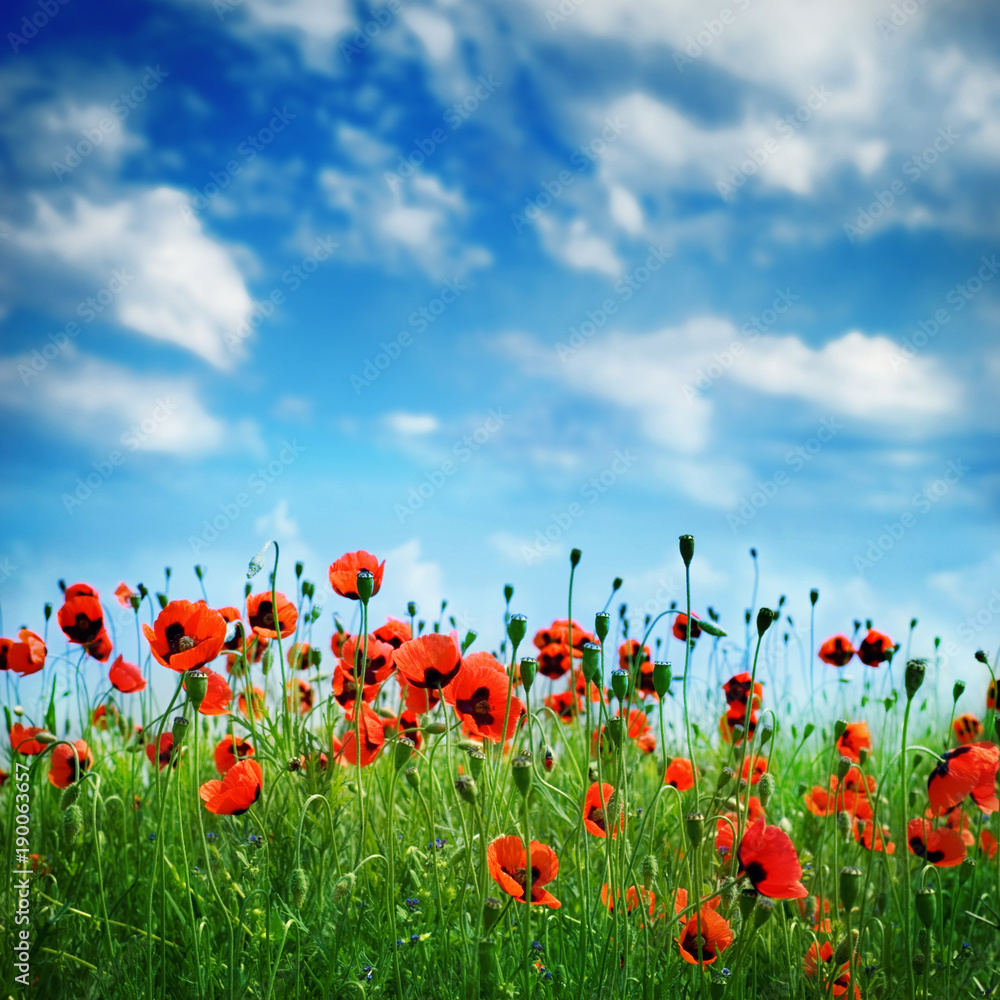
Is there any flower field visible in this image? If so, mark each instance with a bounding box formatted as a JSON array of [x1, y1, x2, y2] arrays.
[[2, 538, 999, 999]]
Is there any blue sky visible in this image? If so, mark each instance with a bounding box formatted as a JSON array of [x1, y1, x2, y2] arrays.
[[1, 0, 999, 698]]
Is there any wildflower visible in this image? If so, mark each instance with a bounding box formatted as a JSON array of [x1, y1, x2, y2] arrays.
[[664, 758, 696, 791], [486, 835, 561, 909], [373, 617, 412, 649], [741, 756, 767, 785], [393, 632, 462, 690], [246, 591, 297, 639], [907, 818, 966, 866], [804, 941, 859, 998], [213, 735, 255, 775], [144, 732, 178, 770], [927, 742, 999, 815], [197, 668, 233, 716], [58, 583, 112, 662], [583, 782, 622, 838], [447, 661, 524, 744], [533, 619, 594, 655], [953, 714, 984, 745], [237, 686, 266, 719], [108, 655, 146, 693], [856, 629, 893, 667], [286, 642, 312, 671], [676, 907, 733, 965], [672, 613, 702, 643], [601, 883, 656, 917], [819, 635, 855, 667], [288, 677, 313, 715], [328, 551, 385, 600], [544, 690, 580, 722], [835, 722, 871, 763], [736, 820, 808, 898], [722, 672, 763, 710], [114, 582, 137, 608], [10, 723, 50, 755], [336, 702, 385, 767], [143, 600, 227, 672], [0, 630, 47, 676], [618, 638, 651, 672], [199, 759, 263, 815], [48, 740, 92, 788]]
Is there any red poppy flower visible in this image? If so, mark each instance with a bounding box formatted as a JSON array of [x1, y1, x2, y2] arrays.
[[533, 619, 594, 654], [741, 755, 767, 785], [10, 724, 49, 755], [48, 739, 92, 788], [573, 667, 605, 704], [464, 650, 508, 676], [853, 818, 895, 854], [981, 829, 998, 859], [286, 642, 312, 671], [722, 672, 763, 709], [198, 669, 233, 716], [601, 883, 656, 917], [237, 685, 265, 719], [536, 642, 573, 680], [796, 895, 833, 932], [618, 638, 651, 671], [0, 629, 47, 676], [374, 618, 412, 649], [804, 942, 859, 998], [818, 635, 855, 667], [393, 632, 462, 690], [804, 786, 872, 821], [447, 662, 524, 744], [145, 732, 178, 770], [328, 550, 385, 600], [719, 705, 758, 744], [58, 583, 105, 647], [486, 836, 560, 909], [288, 677, 313, 715], [92, 704, 119, 730], [664, 758, 695, 791], [388, 708, 422, 750], [634, 659, 661, 698], [341, 634, 396, 686], [673, 613, 703, 643], [737, 820, 808, 898], [625, 708, 651, 739], [330, 628, 348, 659], [907, 818, 965, 866], [856, 629, 893, 667], [213, 735, 255, 775], [545, 690, 580, 722], [715, 797, 766, 855], [404, 682, 440, 716], [835, 722, 870, 763], [988, 678, 997, 711], [583, 782, 623, 838], [200, 759, 263, 815], [672, 888, 721, 924], [836, 767, 876, 796], [217, 606, 244, 651], [228, 634, 268, 669], [143, 600, 226, 672], [109, 655, 146, 693], [676, 907, 732, 965], [936, 806, 976, 847], [115, 582, 136, 608], [246, 591, 297, 639], [953, 713, 984, 745], [332, 659, 380, 709], [928, 742, 1000, 815], [337, 702, 385, 767]]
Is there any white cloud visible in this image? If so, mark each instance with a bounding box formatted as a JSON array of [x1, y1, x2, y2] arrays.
[[0, 349, 260, 456], [8, 187, 254, 369], [537, 216, 621, 276], [384, 412, 440, 435]]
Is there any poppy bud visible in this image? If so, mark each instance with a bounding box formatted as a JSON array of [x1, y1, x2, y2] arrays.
[[611, 669, 629, 702], [407, 601, 417, 618], [836, 755, 852, 781], [404, 766, 420, 791], [652, 661, 672, 698], [467, 746, 486, 780], [184, 671, 209, 711], [905, 659, 926, 701], [543, 746, 555, 772], [857, 748, 869, 766], [718, 767, 734, 790], [606, 716, 625, 747], [756, 607, 776, 635], [171, 716, 189, 749], [455, 774, 478, 805], [588, 765, 600, 783], [739, 887, 758, 920], [754, 896, 775, 928], [333, 873, 355, 903], [758, 772, 775, 808], [424, 721, 447, 736], [511, 755, 532, 797], [44, 601, 53, 621], [289, 867, 308, 908], [840, 867, 862, 910], [731, 724, 746, 743], [34, 731, 57, 745], [834, 929, 858, 966], [974, 649, 988, 664], [953, 680, 965, 702], [679, 534, 695, 566], [759, 725, 773, 747], [810, 588, 819, 606], [519, 657, 537, 693], [833, 719, 848, 739], [594, 612, 611, 642], [959, 857, 976, 884], [503, 585, 514, 605], [394, 737, 416, 771], [912, 952, 926, 975], [685, 812, 704, 848], [836, 811, 852, 839], [61, 782, 82, 811], [570, 548, 582, 567], [581, 643, 600, 682], [356, 569, 374, 604], [483, 896, 503, 934], [914, 887, 936, 929], [641, 855, 658, 888], [506, 613, 527, 648], [63, 803, 83, 845], [462, 630, 478, 654]]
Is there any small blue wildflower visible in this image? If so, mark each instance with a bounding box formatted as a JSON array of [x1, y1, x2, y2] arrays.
[[721, 969, 731, 977], [531, 941, 543, 952], [405, 897, 419, 910], [543, 972, 552, 981], [148, 833, 156, 842], [206, 831, 218, 841], [396, 939, 405, 947], [410, 934, 420, 943]]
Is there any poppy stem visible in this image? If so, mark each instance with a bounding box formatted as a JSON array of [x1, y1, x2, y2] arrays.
[[522, 795, 533, 1000]]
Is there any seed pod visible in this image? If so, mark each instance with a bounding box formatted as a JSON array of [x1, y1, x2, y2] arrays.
[[594, 612, 610, 642], [685, 812, 704, 848], [289, 867, 308, 908], [606, 716, 625, 747], [834, 719, 848, 739], [915, 887, 936, 929], [756, 607, 776, 635], [506, 614, 527, 647], [394, 737, 416, 771], [581, 643, 600, 682], [611, 669, 629, 702], [355, 569, 374, 604], [570, 548, 582, 567], [512, 755, 532, 797], [467, 746, 486, 780], [62, 803, 84, 845], [718, 767, 734, 790], [837, 755, 852, 781], [757, 772, 775, 808], [519, 657, 537, 694], [652, 661, 671, 698], [840, 867, 862, 910], [738, 887, 758, 920], [455, 774, 478, 805], [184, 671, 209, 712], [171, 715, 189, 747], [905, 659, 926, 701], [679, 534, 695, 566], [483, 895, 503, 934], [754, 896, 775, 928], [404, 766, 420, 791]]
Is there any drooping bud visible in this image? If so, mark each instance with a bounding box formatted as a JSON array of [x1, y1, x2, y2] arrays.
[[507, 613, 527, 648], [394, 737, 416, 771], [171, 716, 189, 748], [840, 867, 862, 910], [685, 812, 704, 848], [679, 535, 695, 567], [519, 657, 537, 694], [404, 766, 420, 791], [289, 867, 308, 908], [953, 680, 965, 702], [717, 767, 734, 790], [758, 724, 773, 747], [63, 803, 84, 845], [905, 659, 926, 701], [581, 643, 600, 682], [974, 649, 988, 664], [512, 755, 532, 797], [834, 929, 858, 965], [61, 782, 82, 810], [594, 612, 610, 642], [914, 887, 936, 929], [756, 607, 776, 635], [332, 872, 356, 903], [758, 772, 775, 808], [641, 855, 658, 889], [455, 774, 478, 805], [184, 671, 209, 712]]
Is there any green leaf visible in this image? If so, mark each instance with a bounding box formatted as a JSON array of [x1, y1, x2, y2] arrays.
[[45, 674, 58, 734]]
